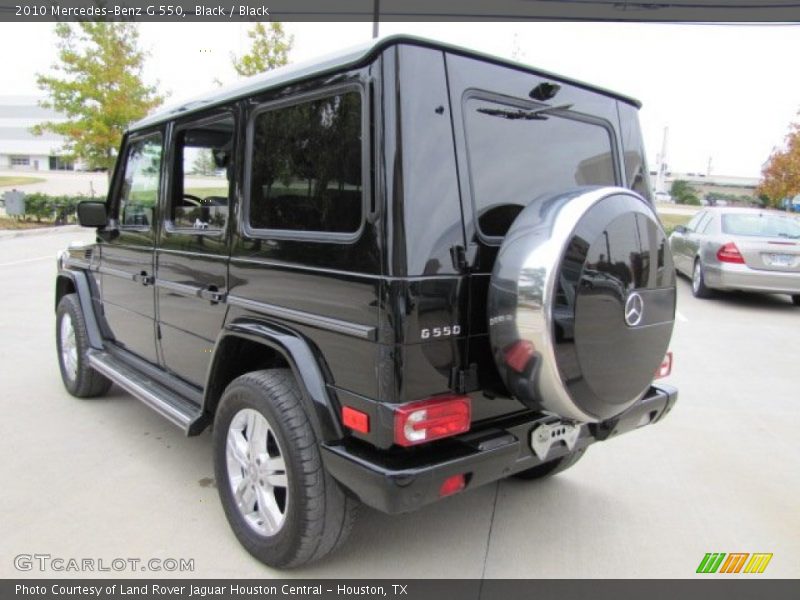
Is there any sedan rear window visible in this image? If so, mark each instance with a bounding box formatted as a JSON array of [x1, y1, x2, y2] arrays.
[[721, 213, 800, 239]]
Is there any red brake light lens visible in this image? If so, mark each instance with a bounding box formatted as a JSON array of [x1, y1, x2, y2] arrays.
[[393, 395, 471, 447], [504, 340, 535, 373], [717, 242, 745, 264], [342, 406, 370, 434], [655, 351, 673, 380]]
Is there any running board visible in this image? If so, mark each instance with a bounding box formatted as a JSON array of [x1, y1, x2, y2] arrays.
[[87, 349, 204, 435]]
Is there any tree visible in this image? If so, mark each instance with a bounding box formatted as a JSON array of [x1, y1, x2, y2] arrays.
[[34, 23, 164, 172], [231, 22, 293, 77], [670, 180, 700, 205], [191, 149, 218, 176], [758, 120, 800, 207]]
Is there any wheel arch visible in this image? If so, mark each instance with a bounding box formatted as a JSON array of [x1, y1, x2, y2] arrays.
[[202, 318, 344, 444], [55, 269, 104, 350]]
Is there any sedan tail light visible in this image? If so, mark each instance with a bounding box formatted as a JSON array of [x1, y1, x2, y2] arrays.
[[717, 242, 745, 264], [393, 395, 471, 447], [655, 351, 673, 379]]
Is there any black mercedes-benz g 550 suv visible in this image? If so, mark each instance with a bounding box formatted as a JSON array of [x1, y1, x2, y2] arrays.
[[55, 36, 677, 568]]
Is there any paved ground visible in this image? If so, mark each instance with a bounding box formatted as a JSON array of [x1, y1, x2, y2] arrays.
[[0, 229, 798, 579]]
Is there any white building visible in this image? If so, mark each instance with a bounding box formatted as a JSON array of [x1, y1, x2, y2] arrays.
[[0, 95, 76, 171]]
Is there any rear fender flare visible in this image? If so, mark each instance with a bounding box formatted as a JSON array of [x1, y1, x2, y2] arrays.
[[203, 319, 343, 443]]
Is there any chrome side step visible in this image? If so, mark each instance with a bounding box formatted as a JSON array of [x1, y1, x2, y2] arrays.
[[87, 349, 203, 434]]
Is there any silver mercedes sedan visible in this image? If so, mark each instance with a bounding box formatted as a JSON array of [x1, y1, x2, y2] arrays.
[[668, 207, 800, 304]]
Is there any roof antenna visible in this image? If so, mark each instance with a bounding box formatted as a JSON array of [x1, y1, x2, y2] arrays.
[[372, 0, 380, 39]]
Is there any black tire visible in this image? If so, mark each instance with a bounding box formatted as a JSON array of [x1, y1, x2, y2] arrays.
[[56, 293, 112, 398], [792, 295, 800, 307], [691, 259, 713, 299], [513, 448, 587, 480], [213, 369, 358, 568]]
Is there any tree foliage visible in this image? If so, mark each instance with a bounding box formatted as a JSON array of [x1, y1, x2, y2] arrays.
[[34, 23, 164, 171], [231, 22, 293, 77], [758, 120, 800, 206], [670, 180, 700, 205]]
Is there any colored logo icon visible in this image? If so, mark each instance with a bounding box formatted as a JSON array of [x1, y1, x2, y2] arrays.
[[696, 552, 773, 574]]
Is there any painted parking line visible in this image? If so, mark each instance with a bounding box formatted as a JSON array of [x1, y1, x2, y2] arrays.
[[0, 255, 52, 267], [676, 311, 689, 322]]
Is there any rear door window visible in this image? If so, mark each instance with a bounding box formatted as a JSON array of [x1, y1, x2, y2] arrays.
[[464, 96, 617, 239], [168, 114, 235, 233]]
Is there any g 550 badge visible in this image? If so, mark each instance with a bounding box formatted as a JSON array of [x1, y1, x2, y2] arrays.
[[421, 325, 461, 339]]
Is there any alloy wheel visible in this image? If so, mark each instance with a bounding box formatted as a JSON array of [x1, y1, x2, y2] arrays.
[[225, 408, 289, 536]]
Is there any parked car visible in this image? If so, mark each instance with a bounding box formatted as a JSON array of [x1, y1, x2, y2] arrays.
[[54, 35, 678, 568], [669, 207, 800, 304]]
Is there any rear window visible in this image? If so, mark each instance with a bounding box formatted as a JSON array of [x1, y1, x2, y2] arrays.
[[721, 213, 800, 239], [464, 96, 617, 238]]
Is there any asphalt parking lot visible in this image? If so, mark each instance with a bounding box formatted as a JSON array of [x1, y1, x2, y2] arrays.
[[0, 228, 798, 579]]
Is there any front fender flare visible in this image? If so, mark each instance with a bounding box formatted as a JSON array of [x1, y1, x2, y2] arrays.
[[55, 268, 104, 350]]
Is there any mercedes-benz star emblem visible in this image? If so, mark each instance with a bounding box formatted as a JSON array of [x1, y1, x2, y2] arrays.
[[624, 292, 644, 327]]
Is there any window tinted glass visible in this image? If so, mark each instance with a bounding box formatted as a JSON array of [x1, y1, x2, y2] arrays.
[[465, 98, 616, 237], [171, 116, 234, 232], [119, 134, 162, 229], [249, 92, 362, 234], [722, 213, 800, 239]]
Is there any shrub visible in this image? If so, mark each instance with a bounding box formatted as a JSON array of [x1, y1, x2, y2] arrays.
[[18, 193, 87, 224]]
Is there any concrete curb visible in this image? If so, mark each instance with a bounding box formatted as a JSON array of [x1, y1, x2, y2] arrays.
[[0, 224, 82, 240]]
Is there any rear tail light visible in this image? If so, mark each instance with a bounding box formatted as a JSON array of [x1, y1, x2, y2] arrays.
[[504, 340, 535, 373], [393, 395, 471, 447], [439, 474, 466, 497], [655, 351, 673, 379], [717, 242, 745, 264]]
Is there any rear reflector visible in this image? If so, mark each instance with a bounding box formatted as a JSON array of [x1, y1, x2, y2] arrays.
[[717, 242, 745, 264], [439, 474, 466, 497], [655, 351, 673, 379], [342, 406, 370, 434], [504, 340, 535, 373], [393, 395, 471, 447]]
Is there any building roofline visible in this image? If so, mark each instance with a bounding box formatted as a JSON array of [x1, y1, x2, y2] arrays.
[[130, 34, 641, 131]]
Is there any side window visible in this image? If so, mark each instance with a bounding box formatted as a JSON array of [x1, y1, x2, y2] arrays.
[[247, 91, 363, 235], [685, 211, 706, 232], [697, 212, 714, 234], [118, 134, 162, 229], [169, 115, 235, 232], [464, 96, 617, 238]]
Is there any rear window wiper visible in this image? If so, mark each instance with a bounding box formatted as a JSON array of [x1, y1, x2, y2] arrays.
[[477, 103, 574, 121]]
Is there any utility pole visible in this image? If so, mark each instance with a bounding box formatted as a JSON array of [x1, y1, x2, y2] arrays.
[[654, 126, 669, 195], [372, 0, 380, 39]]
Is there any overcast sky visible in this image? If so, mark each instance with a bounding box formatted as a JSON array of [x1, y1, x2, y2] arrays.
[[2, 21, 799, 178]]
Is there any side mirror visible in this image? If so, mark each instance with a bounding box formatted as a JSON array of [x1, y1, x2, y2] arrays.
[[673, 225, 687, 234], [77, 201, 108, 228]]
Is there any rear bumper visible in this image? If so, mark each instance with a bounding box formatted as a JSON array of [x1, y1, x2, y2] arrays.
[[322, 384, 677, 514], [705, 263, 800, 294]]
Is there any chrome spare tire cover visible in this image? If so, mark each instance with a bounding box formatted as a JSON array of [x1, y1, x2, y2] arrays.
[[488, 187, 676, 423]]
